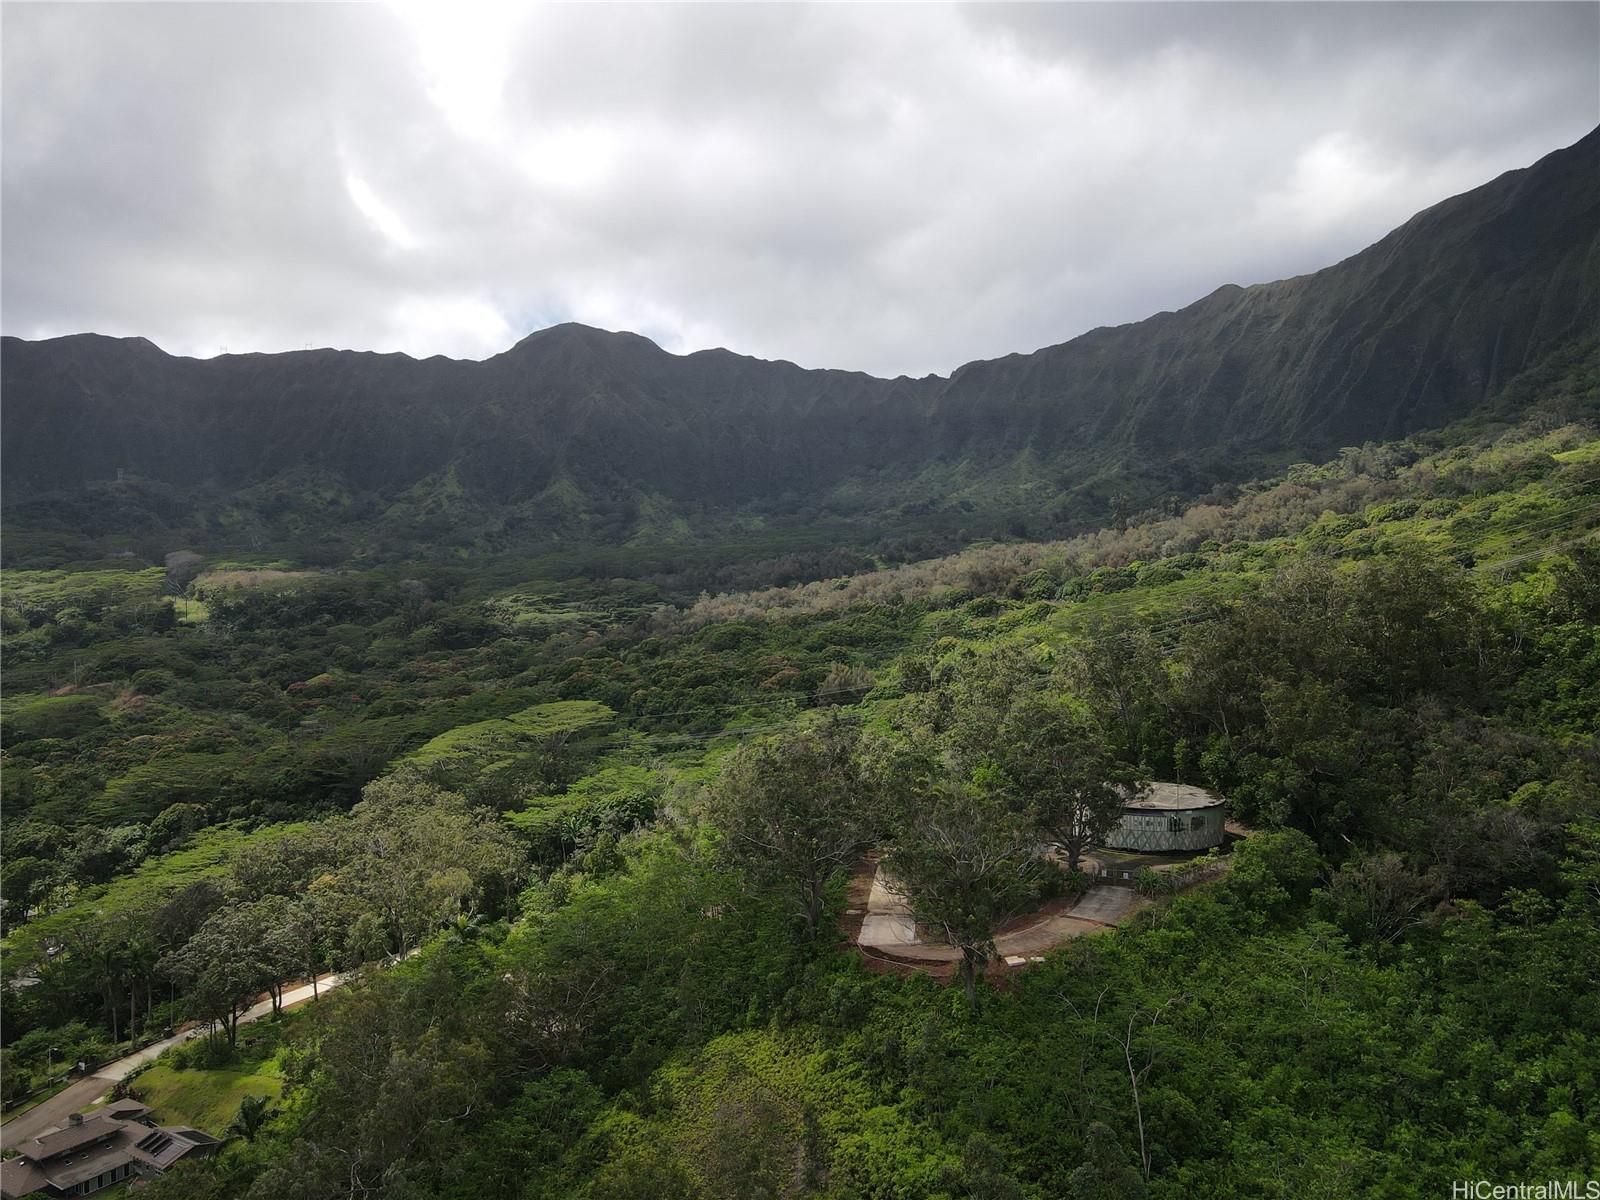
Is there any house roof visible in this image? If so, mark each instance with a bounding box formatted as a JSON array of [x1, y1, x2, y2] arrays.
[[34, 1137, 139, 1191], [18, 1113, 121, 1160], [1119, 782, 1225, 812], [101, 1099, 153, 1122], [0, 1157, 48, 1200], [3, 1110, 219, 1198], [128, 1124, 216, 1169]]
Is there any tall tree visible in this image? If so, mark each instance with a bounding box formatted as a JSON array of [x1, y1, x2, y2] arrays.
[[123, 936, 158, 1040], [882, 768, 1040, 1007], [248, 895, 302, 1015], [84, 931, 128, 1045], [286, 888, 342, 998], [706, 713, 875, 940], [1061, 613, 1171, 767], [938, 648, 1127, 872], [995, 693, 1126, 873], [159, 906, 268, 1048], [344, 771, 528, 953]]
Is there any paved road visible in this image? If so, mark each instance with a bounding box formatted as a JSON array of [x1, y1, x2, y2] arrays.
[[0, 972, 346, 1149]]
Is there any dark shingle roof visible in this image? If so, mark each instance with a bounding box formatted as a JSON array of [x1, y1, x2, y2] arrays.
[[0, 1157, 49, 1200], [6, 1108, 219, 1197], [19, 1113, 120, 1160]]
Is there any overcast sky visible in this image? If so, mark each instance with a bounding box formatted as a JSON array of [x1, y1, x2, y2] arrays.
[[3, 2, 1597, 377]]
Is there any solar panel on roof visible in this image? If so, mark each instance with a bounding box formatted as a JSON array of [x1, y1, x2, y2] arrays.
[[136, 1130, 174, 1155]]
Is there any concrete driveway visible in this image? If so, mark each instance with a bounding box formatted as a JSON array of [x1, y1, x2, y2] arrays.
[[1065, 885, 1140, 927], [855, 864, 1144, 965]]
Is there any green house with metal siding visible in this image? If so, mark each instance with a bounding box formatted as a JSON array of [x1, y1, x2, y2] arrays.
[[1104, 782, 1226, 852]]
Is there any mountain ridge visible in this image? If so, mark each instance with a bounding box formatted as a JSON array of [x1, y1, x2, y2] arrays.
[[21, 118, 1597, 382], [4, 126, 1597, 557]]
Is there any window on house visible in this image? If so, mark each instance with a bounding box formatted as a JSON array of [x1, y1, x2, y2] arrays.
[[1167, 815, 1183, 832], [1192, 815, 1205, 830]]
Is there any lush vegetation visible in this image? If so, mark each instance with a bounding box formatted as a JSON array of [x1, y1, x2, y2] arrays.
[[3, 399, 1598, 1196], [132, 1025, 286, 1134]]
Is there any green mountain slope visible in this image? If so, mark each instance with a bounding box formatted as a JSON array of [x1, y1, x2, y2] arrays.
[[3, 127, 1597, 561]]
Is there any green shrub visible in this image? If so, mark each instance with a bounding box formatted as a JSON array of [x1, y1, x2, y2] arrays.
[[1134, 867, 1176, 897], [1, 1051, 34, 1106]]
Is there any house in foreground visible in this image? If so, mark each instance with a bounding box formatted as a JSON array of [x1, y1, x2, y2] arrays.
[[0, 1100, 221, 1198], [1103, 782, 1227, 853]]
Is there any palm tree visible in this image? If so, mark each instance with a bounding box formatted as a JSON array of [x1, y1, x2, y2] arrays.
[[87, 939, 129, 1045], [558, 812, 587, 862], [226, 1094, 275, 1142], [124, 938, 158, 1039], [444, 912, 486, 945]]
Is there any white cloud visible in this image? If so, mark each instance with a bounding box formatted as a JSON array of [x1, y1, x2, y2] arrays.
[[387, 0, 522, 143], [344, 171, 419, 250], [2, 2, 1595, 375]]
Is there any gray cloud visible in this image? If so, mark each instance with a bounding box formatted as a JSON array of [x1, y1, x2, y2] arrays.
[[3, 1, 1596, 376]]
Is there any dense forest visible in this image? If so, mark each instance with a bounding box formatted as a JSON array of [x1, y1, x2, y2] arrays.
[[3, 328, 1597, 1196]]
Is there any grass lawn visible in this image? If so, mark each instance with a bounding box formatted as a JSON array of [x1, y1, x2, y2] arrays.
[[129, 1057, 283, 1134]]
